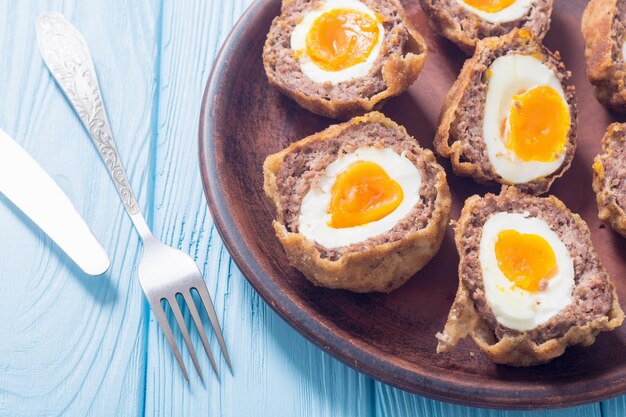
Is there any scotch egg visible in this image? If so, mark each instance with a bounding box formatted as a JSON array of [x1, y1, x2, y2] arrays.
[[263, 112, 450, 293], [263, 0, 427, 118], [435, 29, 576, 195], [582, 0, 626, 113], [437, 186, 624, 367]]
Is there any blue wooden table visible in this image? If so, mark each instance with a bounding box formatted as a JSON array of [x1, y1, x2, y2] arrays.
[[0, 1, 624, 416]]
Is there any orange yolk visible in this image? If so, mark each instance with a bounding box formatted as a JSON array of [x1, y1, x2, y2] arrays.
[[507, 85, 570, 162], [306, 8, 380, 72], [329, 161, 403, 228], [463, 0, 516, 12], [494, 229, 557, 292]]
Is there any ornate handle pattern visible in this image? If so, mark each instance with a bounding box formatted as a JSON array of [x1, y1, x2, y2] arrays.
[[36, 13, 139, 215]]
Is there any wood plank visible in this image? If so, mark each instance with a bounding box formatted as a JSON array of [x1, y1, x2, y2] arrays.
[[375, 383, 604, 417], [143, 0, 372, 416], [603, 397, 626, 417], [0, 1, 159, 416]]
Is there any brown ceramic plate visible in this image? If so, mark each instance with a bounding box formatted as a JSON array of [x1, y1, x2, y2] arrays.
[[199, 0, 626, 409]]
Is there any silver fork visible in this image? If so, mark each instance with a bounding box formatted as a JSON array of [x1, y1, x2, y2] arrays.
[[36, 12, 231, 382]]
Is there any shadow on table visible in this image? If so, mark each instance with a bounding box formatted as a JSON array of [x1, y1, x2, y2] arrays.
[[0, 195, 118, 306]]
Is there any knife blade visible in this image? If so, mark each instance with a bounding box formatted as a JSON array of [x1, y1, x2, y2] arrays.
[[0, 128, 110, 275]]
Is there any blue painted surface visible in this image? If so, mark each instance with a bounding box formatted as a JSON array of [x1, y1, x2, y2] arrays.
[[0, 0, 624, 416]]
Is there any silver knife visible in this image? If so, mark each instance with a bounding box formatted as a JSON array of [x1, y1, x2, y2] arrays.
[[0, 128, 110, 275]]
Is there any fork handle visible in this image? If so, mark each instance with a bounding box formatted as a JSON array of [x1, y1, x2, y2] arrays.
[[36, 12, 152, 240]]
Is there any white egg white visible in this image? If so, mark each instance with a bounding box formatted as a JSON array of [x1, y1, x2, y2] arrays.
[[298, 147, 422, 249], [455, 0, 533, 24], [622, 40, 626, 62], [290, 0, 385, 84], [483, 54, 569, 184], [479, 212, 574, 331]]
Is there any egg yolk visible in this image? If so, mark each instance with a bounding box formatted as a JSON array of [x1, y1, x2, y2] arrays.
[[306, 8, 380, 72], [462, 0, 516, 12], [329, 161, 403, 228], [506, 85, 570, 162], [495, 229, 557, 292]]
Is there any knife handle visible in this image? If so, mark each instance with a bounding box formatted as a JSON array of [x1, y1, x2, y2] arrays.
[[36, 13, 152, 240]]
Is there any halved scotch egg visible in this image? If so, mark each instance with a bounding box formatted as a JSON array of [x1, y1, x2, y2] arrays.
[[263, 112, 451, 293], [437, 186, 624, 367], [419, 0, 554, 53], [263, 0, 427, 119], [435, 29, 577, 195]]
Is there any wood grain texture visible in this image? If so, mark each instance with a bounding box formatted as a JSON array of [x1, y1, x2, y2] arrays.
[[144, 0, 371, 416], [0, 0, 159, 416], [375, 383, 603, 417], [602, 397, 626, 417]]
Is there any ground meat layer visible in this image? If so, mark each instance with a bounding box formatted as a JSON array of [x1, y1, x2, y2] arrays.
[[263, 0, 409, 101], [600, 125, 626, 210], [457, 190, 614, 344], [449, 34, 577, 194], [611, 0, 626, 66], [603, 0, 626, 107], [275, 121, 438, 260]]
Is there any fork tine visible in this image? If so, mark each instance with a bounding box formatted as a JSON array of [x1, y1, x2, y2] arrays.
[[195, 284, 232, 372], [168, 296, 204, 382], [183, 291, 220, 378], [148, 298, 189, 382]]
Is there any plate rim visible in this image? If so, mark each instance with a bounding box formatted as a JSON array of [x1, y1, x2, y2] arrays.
[[198, 0, 626, 409]]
